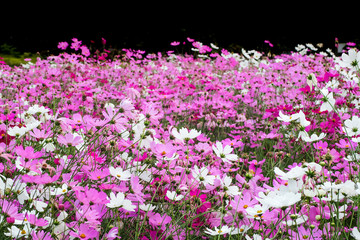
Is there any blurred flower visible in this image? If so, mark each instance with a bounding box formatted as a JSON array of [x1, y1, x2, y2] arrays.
[[351, 227, 360, 240], [57, 41, 69, 50]]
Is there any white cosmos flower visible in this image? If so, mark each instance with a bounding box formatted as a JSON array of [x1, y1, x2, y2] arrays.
[[27, 104, 50, 115], [106, 192, 136, 211], [221, 175, 240, 196], [7, 126, 28, 138], [351, 227, 360, 240], [277, 111, 300, 122], [344, 153, 360, 161], [212, 141, 238, 164], [319, 88, 335, 112], [297, 110, 311, 127], [245, 204, 268, 219], [51, 184, 69, 196], [139, 203, 156, 212], [282, 214, 308, 226], [4, 225, 32, 238], [166, 191, 184, 201], [204, 225, 231, 236], [343, 115, 360, 137], [302, 132, 326, 142], [191, 165, 215, 185], [340, 48, 360, 71], [257, 190, 301, 208], [274, 166, 305, 180], [31, 200, 48, 212], [109, 166, 131, 181], [172, 127, 201, 140], [306, 73, 318, 91]]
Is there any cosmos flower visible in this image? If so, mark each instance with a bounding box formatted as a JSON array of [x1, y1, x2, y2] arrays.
[[351, 227, 360, 240], [274, 166, 305, 180], [191, 165, 215, 185], [343, 115, 360, 137], [277, 111, 300, 122], [106, 192, 136, 211], [212, 141, 238, 163], [166, 190, 184, 201], [319, 87, 336, 112], [204, 225, 231, 236], [340, 48, 360, 71], [109, 166, 131, 181], [57, 132, 84, 147], [301, 132, 326, 142], [172, 127, 201, 141]]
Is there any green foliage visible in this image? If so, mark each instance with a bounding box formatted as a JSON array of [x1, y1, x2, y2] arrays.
[[0, 43, 38, 66]]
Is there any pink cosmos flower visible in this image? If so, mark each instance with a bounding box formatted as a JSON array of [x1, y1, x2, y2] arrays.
[[69, 223, 99, 240], [289, 225, 322, 240], [148, 212, 172, 231], [171, 41, 180, 46], [80, 45, 90, 57], [57, 132, 84, 147], [22, 173, 60, 184], [230, 191, 258, 213], [0, 199, 24, 221], [57, 41, 68, 50], [70, 38, 82, 51], [29, 128, 51, 140], [335, 138, 357, 149], [150, 141, 177, 159], [104, 227, 120, 240], [88, 168, 110, 181], [76, 187, 109, 206], [31, 230, 53, 240], [15, 146, 42, 159], [313, 140, 328, 152], [25, 213, 48, 227]]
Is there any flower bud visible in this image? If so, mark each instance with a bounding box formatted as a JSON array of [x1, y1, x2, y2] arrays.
[[6, 217, 15, 224]]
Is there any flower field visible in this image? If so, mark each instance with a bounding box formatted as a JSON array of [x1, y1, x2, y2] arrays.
[[1, 38, 360, 239]]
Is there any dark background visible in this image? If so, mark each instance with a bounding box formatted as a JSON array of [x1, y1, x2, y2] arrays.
[[1, 4, 357, 55]]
